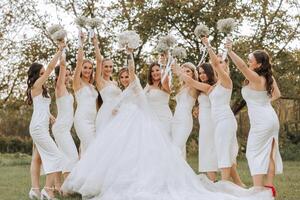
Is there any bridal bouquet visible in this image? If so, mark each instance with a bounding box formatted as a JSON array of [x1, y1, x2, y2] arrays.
[[155, 34, 176, 53], [172, 46, 187, 60], [194, 23, 209, 65], [117, 30, 141, 67], [86, 17, 102, 42], [217, 18, 237, 60], [117, 30, 141, 50], [155, 35, 177, 83], [48, 24, 67, 42], [48, 24, 67, 58], [75, 16, 88, 47], [194, 23, 209, 38]]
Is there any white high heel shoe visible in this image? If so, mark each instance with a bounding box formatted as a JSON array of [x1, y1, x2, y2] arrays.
[[41, 187, 58, 200], [29, 188, 41, 200]]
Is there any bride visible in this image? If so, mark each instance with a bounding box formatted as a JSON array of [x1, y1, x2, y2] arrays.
[[61, 51, 273, 200]]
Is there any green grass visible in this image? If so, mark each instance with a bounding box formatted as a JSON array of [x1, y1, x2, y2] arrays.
[[0, 153, 299, 200]]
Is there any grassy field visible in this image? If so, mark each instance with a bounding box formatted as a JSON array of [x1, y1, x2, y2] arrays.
[[0, 153, 299, 200]]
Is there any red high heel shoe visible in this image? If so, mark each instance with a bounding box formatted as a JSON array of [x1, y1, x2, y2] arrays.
[[264, 185, 276, 197]]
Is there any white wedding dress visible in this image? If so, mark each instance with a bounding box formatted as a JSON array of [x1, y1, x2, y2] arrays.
[[95, 82, 122, 135], [62, 78, 273, 200]]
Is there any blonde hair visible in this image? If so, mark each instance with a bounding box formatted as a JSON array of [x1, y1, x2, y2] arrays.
[[181, 62, 198, 80]]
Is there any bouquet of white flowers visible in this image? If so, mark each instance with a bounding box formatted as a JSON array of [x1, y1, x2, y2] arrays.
[[47, 24, 67, 58], [172, 46, 187, 60], [117, 30, 141, 50], [194, 23, 209, 38], [217, 18, 237, 60], [194, 23, 210, 65], [86, 17, 102, 42], [155, 35, 176, 53], [48, 24, 66, 42], [74, 16, 88, 47]]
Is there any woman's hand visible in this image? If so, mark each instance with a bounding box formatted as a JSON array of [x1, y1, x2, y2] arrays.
[[50, 115, 56, 125], [201, 37, 209, 47], [58, 41, 66, 52], [92, 35, 98, 47], [112, 109, 118, 115], [225, 38, 233, 52]]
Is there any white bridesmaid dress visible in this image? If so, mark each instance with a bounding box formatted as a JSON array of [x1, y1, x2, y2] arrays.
[[242, 86, 283, 175], [95, 83, 122, 135], [172, 87, 196, 157], [52, 92, 79, 173], [145, 87, 173, 139], [62, 78, 274, 200], [209, 84, 239, 168], [198, 93, 218, 172], [74, 84, 98, 154], [29, 94, 62, 174]]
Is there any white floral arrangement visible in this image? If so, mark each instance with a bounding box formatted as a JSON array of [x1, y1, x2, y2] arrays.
[[117, 30, 141, 50], [217, 18, 237, 61], [86, 17, 102, 42], [47, 24, 66, 42], [155, 34, 176, 53], [155, 42, 169, 53], [75, 16, 88, 28], [194, 23, 209, 38], [86, 18, 102, 28], [172, 46, 187, 60], [48, 24, 64, 35], [217, 18, 237, 34]]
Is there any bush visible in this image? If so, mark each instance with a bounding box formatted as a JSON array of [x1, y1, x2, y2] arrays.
[[0, 136, 32, 154], [280, 142, 300, 161]]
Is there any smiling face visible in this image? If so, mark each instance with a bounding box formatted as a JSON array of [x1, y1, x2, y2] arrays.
[[65, 69, 72, 84], [81, 61, 93, 81], [151, 64, 161, 82], [183, 66, 194, 78], [198, 67, 208, 82], [119, 69, 130, 88], [102, 59, 113, 78], [248, 53, 261, 70]]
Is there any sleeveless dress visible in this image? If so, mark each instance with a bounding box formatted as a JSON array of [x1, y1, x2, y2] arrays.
[[52, 92, 79, 173], [145, 87, 173, 139], [198, 93, 218, 172], [95, 83, 122, 135], [29, 94, 62, 174], [242, 86, 283, 175], [209, 84, 239, 168], [172, 87, 196, 157], [62, 78, 274, 200], [74, 84, 98, 154]]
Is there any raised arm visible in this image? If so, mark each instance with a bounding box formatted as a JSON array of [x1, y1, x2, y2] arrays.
[[161, 71, 171, 93], [55, 52, 67, 97], [73, 33, 85, 92], [201, 37, 232, 89], [171, 63, 211, 94], [127, 51, 136, 83], [33, 42, 64, 91], [271, 77, 281, 101], [226, 40, 262, 85], [93, 36, 104, 90]]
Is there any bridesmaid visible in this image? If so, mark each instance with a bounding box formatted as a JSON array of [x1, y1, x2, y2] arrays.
[[171, 62, 198, 158], [172, 62, 218, 181], [226, 41, 282, 196], [73, 33, 98, 154], [26, 42, 64, 199], [94, 36, 122, 135], [201, 37, 244, 186], [52, 54, 79, 182], [144, 59, 172, 139]]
